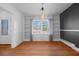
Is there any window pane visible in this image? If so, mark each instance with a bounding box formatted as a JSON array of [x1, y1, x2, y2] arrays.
[[42, 21, 48, 31], [32, 20, 41, 34], [42, 20, 49, 34], [1, 20, 8, 35], [32, 18, 49, 34]]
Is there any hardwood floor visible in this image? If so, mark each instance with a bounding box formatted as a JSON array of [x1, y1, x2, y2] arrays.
[[0, 41, 79, 56], [0, 44, 15, 56]]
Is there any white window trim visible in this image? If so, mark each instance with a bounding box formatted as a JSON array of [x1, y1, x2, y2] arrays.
[[32, 19, 50, 34]]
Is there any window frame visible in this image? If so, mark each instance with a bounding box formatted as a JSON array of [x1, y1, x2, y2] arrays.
[[32, 18, 50, 34], [1, 19, 8, 35]]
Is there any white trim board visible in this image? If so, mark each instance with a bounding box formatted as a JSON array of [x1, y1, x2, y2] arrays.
[[60, 30, 79, 31], [60, 39, 79, 52]]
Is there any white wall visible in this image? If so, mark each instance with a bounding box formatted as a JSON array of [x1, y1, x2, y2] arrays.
[[0, 4, 24, 48], [0, 10, 12, 44], [23, 16, 31, 41], [50, 18, 53, 35], [49, 17, 54, 41], [53, 15, 60, 41]]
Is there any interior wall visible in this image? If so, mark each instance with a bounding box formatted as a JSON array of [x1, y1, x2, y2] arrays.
[[0, 10, 12, 44], [23, 16, 32, 41], [23, 16, 60, 41], [60, 3, 79, 48], [0, 3, 24, 48], [53, 15, 60, 41], [24, 16, 52, 41]]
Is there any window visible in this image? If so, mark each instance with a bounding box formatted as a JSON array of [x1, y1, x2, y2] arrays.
[[32, 17, 49, 34], [1, 20, 8, 35], [32, 18, 41, 34], [42, 19, 49, 34]]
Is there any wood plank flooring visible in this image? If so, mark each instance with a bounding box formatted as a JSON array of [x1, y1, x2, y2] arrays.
[[0, 44, 15, 56], [0, 41, 79, 56]]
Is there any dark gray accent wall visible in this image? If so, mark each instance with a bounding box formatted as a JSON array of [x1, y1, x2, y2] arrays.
[[60, 3, 79, 48]]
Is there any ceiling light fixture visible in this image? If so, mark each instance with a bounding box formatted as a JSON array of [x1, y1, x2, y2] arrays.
[[41, 3, 45, 21]]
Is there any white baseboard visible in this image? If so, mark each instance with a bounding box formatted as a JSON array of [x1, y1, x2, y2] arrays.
[[11, 41, 23, 48], [33, 39, 49, 41], [60, 39, 79, 52], [23, 39, 30, 41], [23, 39, 50, 41], [0, 43, 11, 44]]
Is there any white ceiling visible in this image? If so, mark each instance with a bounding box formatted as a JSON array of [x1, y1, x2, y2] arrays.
[[11, 3, 73, 16]]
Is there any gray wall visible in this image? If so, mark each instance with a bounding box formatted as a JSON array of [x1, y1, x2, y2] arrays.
[[60, 3, 79, 47]]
